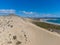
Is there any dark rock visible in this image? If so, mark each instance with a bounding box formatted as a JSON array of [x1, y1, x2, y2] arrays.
[[16, 41, 22, 45], [13, 35, 17, 40], [10, 25, 13, 28], [7, 41, 12, 44]]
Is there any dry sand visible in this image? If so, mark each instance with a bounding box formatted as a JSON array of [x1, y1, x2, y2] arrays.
[[0, 15, 60, 45]]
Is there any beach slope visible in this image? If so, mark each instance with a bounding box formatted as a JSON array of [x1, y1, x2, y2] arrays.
[[0, 15, 60, 45]]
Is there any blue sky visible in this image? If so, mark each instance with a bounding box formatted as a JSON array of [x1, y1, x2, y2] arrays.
[[0, 0, 60, 17]]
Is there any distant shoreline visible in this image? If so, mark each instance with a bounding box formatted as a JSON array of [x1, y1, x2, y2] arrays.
[[40, 19, 60, 26]]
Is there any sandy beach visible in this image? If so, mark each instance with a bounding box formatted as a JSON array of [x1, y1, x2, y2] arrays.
[[0, 15, 60, 45]]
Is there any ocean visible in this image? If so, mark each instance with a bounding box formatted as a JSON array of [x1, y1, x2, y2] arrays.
[[46, 19, 60, 24]]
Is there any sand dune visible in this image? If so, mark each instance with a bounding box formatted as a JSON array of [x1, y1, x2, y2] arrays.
[[0, 15, 60, 45]]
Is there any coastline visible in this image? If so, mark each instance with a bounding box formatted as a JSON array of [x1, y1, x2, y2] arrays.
[[40, 19, 60, 26]]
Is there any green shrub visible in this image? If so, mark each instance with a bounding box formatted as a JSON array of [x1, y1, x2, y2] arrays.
[[33, 22, 60, 30]]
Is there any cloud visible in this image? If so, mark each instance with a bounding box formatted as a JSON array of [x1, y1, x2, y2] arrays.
[[20, 11, 33, 15], [0, 9, 16, 14], [19, 11, 41, 17], [19, 10, 58, 17]]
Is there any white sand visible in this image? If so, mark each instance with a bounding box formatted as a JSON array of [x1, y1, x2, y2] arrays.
[[0, 15, 60, 45]]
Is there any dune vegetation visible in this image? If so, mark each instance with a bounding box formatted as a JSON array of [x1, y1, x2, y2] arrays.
[[33, 22, 60, 30]]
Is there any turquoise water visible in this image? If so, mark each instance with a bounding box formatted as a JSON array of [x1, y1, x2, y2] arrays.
[[46, 19, 60, 24]]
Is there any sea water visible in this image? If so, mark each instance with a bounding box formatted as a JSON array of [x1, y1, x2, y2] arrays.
[[46, 19, 60, 24]]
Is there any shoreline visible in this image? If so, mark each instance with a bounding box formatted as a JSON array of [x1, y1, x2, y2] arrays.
[[40, 19, 60, 26]]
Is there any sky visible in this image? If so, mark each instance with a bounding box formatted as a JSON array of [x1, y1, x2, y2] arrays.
[[0, 0, 60, 17]]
